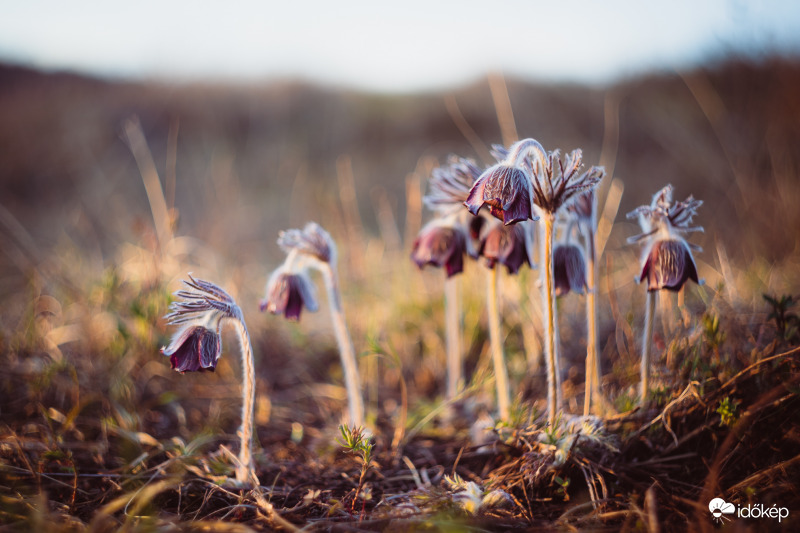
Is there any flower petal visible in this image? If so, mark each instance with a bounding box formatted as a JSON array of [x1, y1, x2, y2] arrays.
[[554, 244, 587, 296], [411, 221, 465, 277], [643, 239, 699, 291], [161, 325, 221, 373]]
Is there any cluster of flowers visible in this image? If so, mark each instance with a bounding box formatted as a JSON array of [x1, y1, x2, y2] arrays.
[[411, 138, 605, 425], [157, 136, 703, 485], [409, 137, 704, 421]]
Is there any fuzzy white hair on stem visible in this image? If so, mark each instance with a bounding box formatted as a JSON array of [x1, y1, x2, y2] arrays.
[[161, 274, 258, 486], [627, 185, 704, 406], [265, 222, 365, 428]]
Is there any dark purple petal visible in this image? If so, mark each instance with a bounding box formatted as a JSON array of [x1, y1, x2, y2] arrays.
[[468, 215, 485, 240], [480, 223, 530, 275], [284, 281, 305, 321], [554, 244, 587, 297], [264, 272, 317, 320], [464, 164, 532, 224], [161, 325, 221, 373], [464, 175, 488, 216], [411, 223, 466, 277], [642, 239, 699, 292], [501, 185, 532, 225]]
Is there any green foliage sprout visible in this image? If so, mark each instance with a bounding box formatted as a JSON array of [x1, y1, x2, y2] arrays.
[[338, 424, 375, 509], [763, 293, 799, 342], [716, 396, 740, 427]]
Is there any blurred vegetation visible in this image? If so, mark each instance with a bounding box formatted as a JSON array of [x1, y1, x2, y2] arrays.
[[1, 55, 799, 530]]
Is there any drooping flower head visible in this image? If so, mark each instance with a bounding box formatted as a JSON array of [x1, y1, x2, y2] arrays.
[[476, 219, 531, 275], [553, 244, 587, 296], [264, 222, 364, 427], [568, 189, 597, 237], [501, 139, 605, 216], [627, 185, 703, 292], [260, 267, 319, 320], [411, 216, 469, 277], [464, 163, 534, 225], [413, 156, 483, 276], [261, 222, 334, 318], [162, 325, 221, 373], [161, 275, 241, 373], [278, 221, 336, 266]]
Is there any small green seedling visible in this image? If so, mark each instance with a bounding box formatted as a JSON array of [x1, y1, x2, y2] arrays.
[[716, 396, 740, 427], [764, 293, 799, 342], [338, 424, 375, 510]]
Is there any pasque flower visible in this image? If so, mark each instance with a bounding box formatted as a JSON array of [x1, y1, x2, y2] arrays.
[[260, 268, 319, 320], [628, 185, 703, 406], [264, 222, 364, 428], [488, 138, 604, 426], [627, 184, 703, 292], [411, 217, 468, 277], [162, 325, 222, 373], [553, 243, 587, 297], [424, 156, 483, 215], [477, 220, 530, 275], [465, 164, 534, 225], [161, 274, 258, 485], [638, 240, 699, 291], [415, 156, 484, 402]]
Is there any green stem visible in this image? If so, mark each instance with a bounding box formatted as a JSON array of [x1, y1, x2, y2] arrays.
[[487, 266, 510, 420]]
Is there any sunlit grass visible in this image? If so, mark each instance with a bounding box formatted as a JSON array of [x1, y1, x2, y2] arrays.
[[2, 59, 800, 530]]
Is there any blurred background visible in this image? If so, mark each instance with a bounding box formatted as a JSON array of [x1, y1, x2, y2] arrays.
[[1, 0, 800, 442]]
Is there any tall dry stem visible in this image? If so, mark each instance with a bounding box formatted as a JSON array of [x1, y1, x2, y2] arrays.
[[640, 290, 657, 406], [541, 213, 561, 425], [487, 266, 510, 420], [583, 210, 600, 416], [231, 318, 257, 484], [444, 276, 461, 400], [321, 263, 364, 428]]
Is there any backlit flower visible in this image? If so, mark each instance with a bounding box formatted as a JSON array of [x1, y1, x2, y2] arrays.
[[553, 244, 587, 296], [260, 269, 319, 320], [160, 275, 239, 373], [278, 222, 335, 265], [464, 163, 533, 225], [627, 185, 703, 292], [162, 324, 221, 372], [478, 221, 530, 274], [160, 274, 259, 485], [492, 138, 605, 216], [411, 218, 468, 277], [637, 239, 699, 291]]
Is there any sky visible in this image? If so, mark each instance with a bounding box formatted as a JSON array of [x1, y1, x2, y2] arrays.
[[1, 0, 799, 93]]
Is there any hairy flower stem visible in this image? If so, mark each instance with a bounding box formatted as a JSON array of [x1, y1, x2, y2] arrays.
[[444, 276, 461, 400], [640, 290, 657, 406], [231, 317, 257, 485], [583, 225, 600, 416], [321, 264, 364, 427], [541, 214, 561, 426], [487, 266, 511, 420]]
